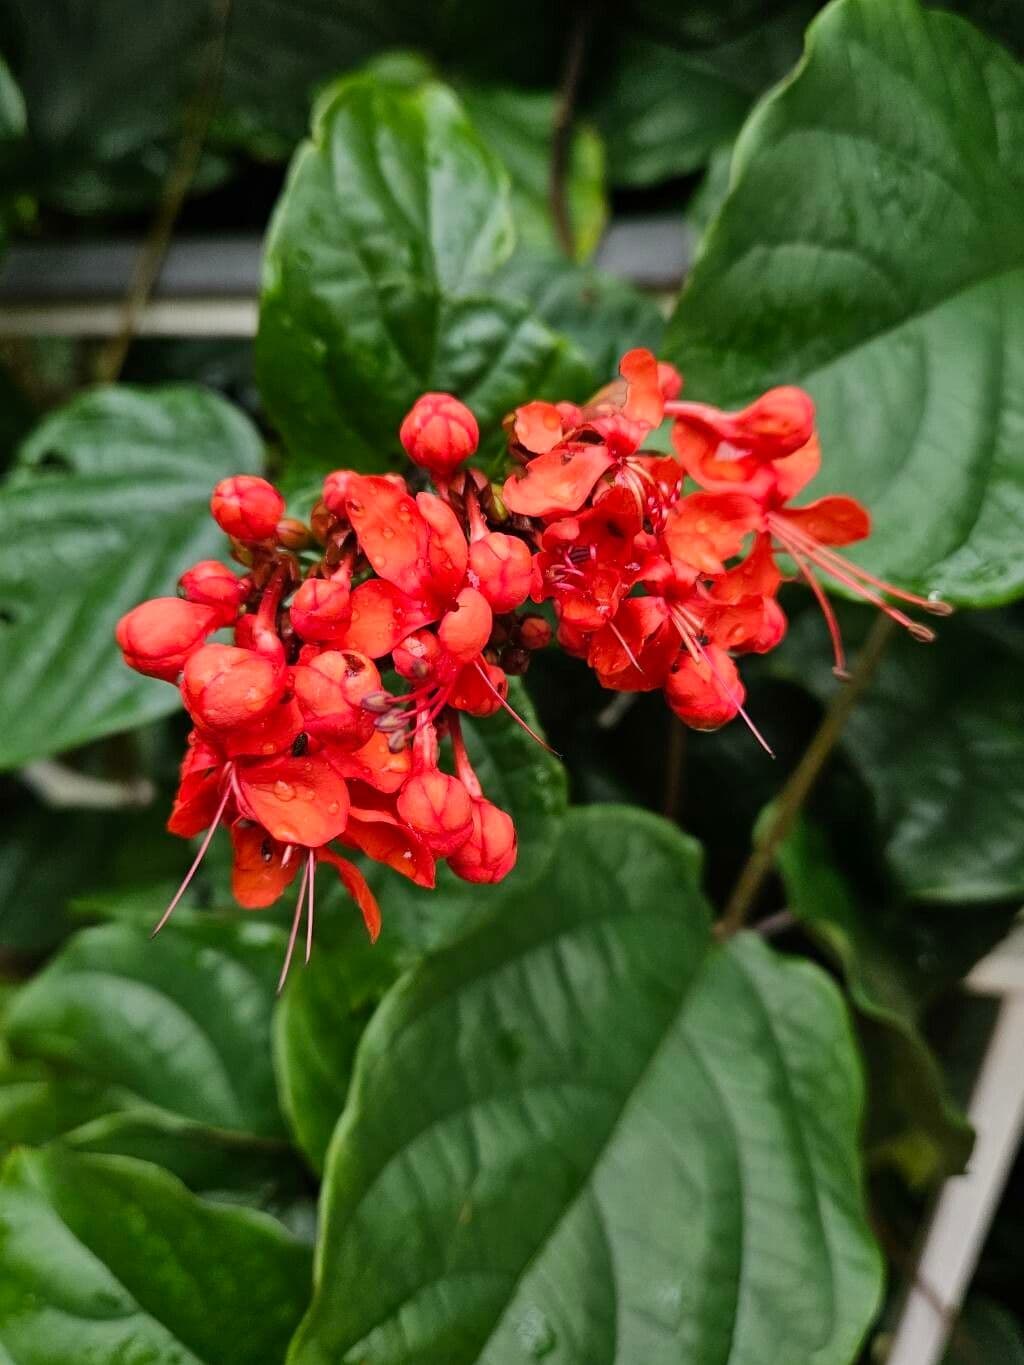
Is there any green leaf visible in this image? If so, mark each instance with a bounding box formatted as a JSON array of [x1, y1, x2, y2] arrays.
[[593, 2, 815, 188], [274, 912, 401, 1175], [943, 1296, 1024, 1364], [0, 1061, 124, 1153], [291, 806, 882, 1365], [257, 75, 592, 475], [3, 918, 286, 1138], [663, 0, 1024, 605], [0, 1147, 311, 1364], [495, 254, 666, 383], [0, 385, 263, 769], [0, 1, 231, 212], [0, 53, 26, 254], [775, 816, 973, 1186], [365, 679, 569, 959], [458, 84, 606, 260], [775, 606, 1024, 902]]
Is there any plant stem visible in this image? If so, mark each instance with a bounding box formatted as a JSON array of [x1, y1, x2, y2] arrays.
[[95, 0, 232, 383], [716, 613, 895, 940], [549, 6, 590, 259]]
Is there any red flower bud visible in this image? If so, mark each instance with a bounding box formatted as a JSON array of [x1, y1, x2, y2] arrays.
[[447, 798, 517, 884], [468, 533, 534, 613], [397, 770, 474, 855], [210, 476, 285, 542], [664, 646, 743, 731], [438, 587, 493, 663], [322, 470, 362, 517], [292, 649, 379, 747], [182, 643, 285, 730], [399, 393, 478, 480], [289, 577, 351, 642], [657, 361, 683, 401], [393, 629, 450, 683], [179, 560, 249, 625], [735, 387, 815, 460], [276, 517, 311, 550], [116, 597, 221, 681], [518, 615, 552, 651], [449, 660, 507, 716]]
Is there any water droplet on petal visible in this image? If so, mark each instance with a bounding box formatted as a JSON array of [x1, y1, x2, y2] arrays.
[[274, 780, 295, 801], [381, 526, 395, 540]]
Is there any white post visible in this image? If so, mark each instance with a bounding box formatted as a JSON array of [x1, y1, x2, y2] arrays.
[[886, 926, 1024, 1365]]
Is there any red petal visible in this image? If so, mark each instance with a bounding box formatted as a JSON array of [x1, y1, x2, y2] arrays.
[[221, 696, 304, 759], [331, 731, 411, 793], [167, 736, 224, 837], [773, 433, 821, 501], [513, 401, 567, 454], [230, 825, 300, 908], [619, 348, 663, 428], [318, 848, 383, 942], [502, 443, 616, 518], [345, 475, 430, 597], [662, 492, 763, 574], [416, 491, 469, 603], [339, 579, 436, 658], [235, 751, 349, 847], [780, 496, 870, 546]]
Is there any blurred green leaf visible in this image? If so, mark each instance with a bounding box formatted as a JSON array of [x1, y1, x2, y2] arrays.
[[0, 1060, 124, 1152], [775, 816, 974, 1186], [664, 0, 1024, 605], [592, 2, 815, 188], [0, 54, 26, 252], [495, 254, 666, 382], [775, 607, 1024, 902], [0, 385, 263, 769], [0, 1147, 310, 1363], [459, 84, 606, 260], [0, 793, 186, 952], [257, 75, 592, 474], [0, 0, 230, 212], [291, 806, 882, 1365], [3, 917, 286, 1138], [943, 1296, 1024, 1364]]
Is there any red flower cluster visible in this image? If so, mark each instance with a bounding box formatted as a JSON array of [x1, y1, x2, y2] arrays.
[[118, 349, 947, 980], [502, 348, 949, 745]]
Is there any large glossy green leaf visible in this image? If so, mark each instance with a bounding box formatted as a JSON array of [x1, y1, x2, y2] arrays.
[[495, 254, 666, 384], [775, 816, 973, 1185], [774, 606, 1024, 901], [0, 1147, 311, 1364], [291, 806, 882, 1365], [274, 913, 401, 1175], [0, 385, 263, 769], [663, 0, 1024, 605], [257, 75, 592, 474], [3, 918, 286, 1138], [592, 2, 816, 188], [458, 84, 606, 260]]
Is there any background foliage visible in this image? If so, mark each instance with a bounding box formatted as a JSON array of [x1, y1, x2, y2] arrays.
[[1, 1, 1022, 1361]]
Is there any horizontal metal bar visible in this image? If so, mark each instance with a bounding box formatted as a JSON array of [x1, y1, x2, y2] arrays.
[[0, 217, 689, 337]]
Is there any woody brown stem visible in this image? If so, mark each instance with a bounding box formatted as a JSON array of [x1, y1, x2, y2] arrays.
[[716, 613, 895, 940], [549, 6, 591, 258], [95, 0, 232, 383]]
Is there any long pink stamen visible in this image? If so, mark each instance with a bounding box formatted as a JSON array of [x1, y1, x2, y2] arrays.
[[668, 608, 774, 757], [472, 659, 560, 755], [277, 858, 311, 993], [783, 541, 849, 679], [305, 849, 316, 965], [152, 783, 232, 937], [770, 517, 937, 642], [771, 513, 950, 616], [609, 619, 645, 675]]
